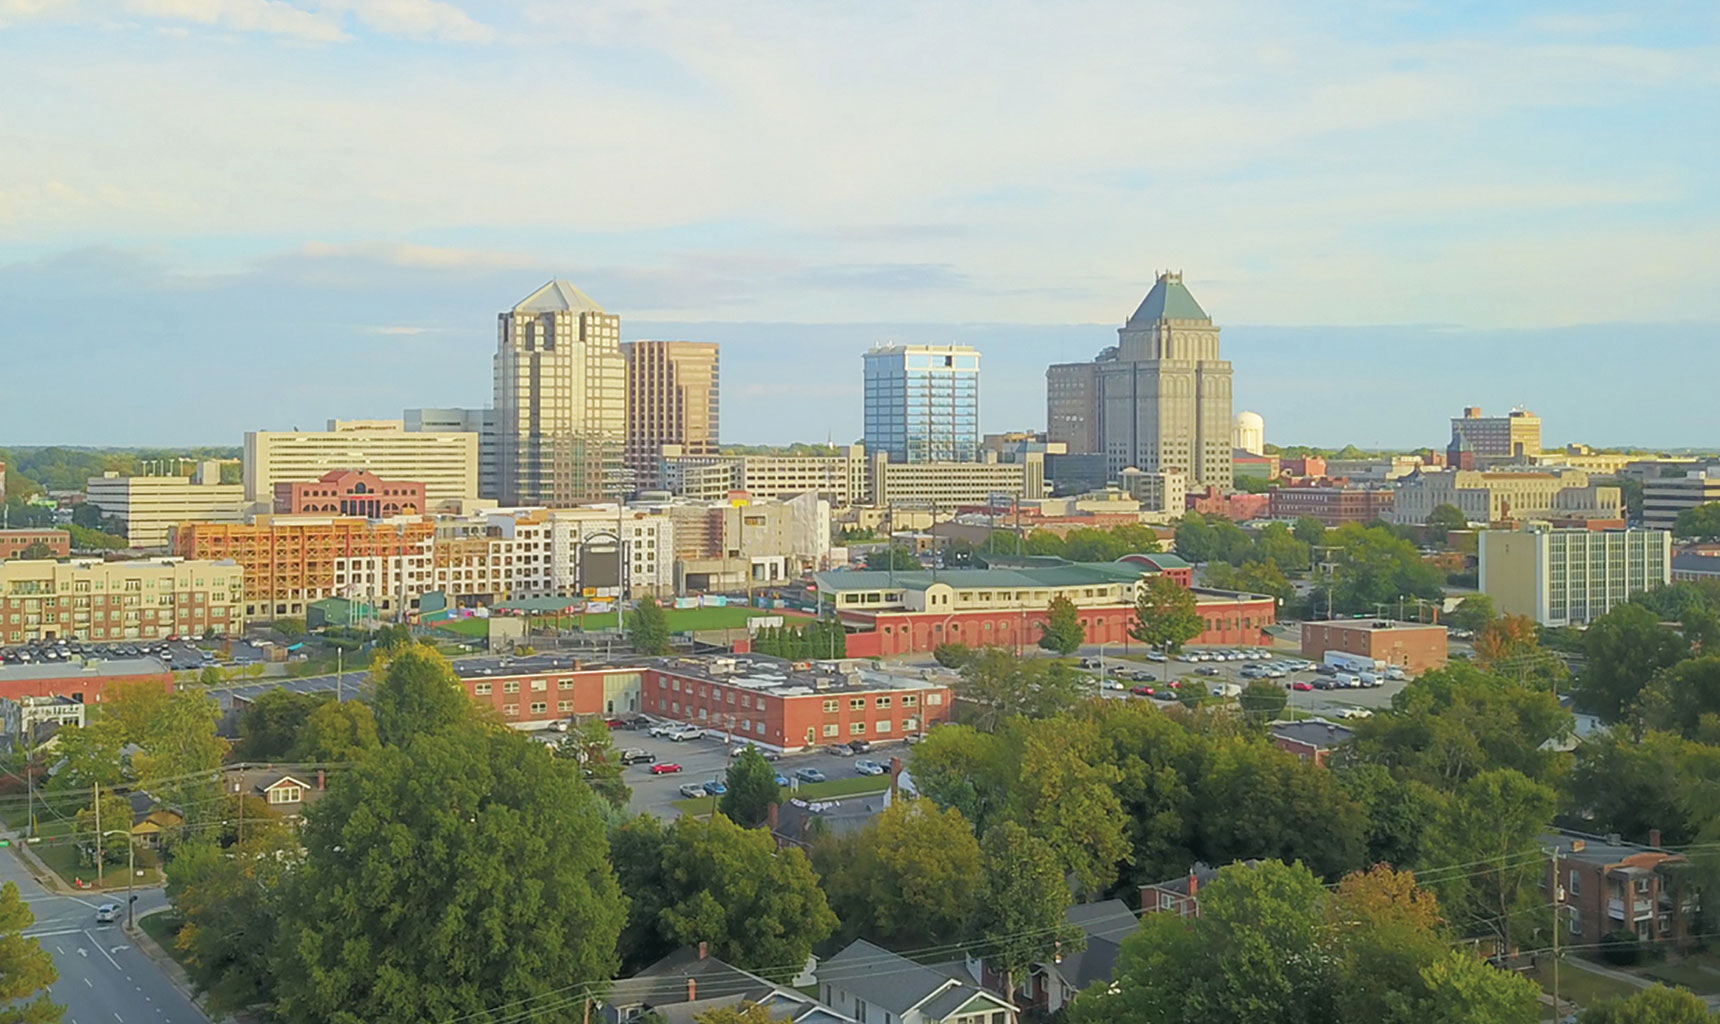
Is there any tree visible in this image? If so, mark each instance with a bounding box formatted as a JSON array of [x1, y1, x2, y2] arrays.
[[1568, 731, 1720, 846], [196, 665, 228, 687], [1292, 516, 1327, 547], [1234, 559, 1295, 604], [1255, 522, 1312, 572], [1426, 503, 1469, 535], [1005, 716, 1129, 897], [694, 1005, 787, 1024], [862, 547, 920, 571], [1239, 679, 1288, 722], [1173, 513, 1216, 564], [954, 647, 1086, 731], [75, 791, 134, 866], [1674, 502, 1720, 541], [171, 829, 300, 1014], [1038, 596, 1086, 655], [236, 689, 332, 760], [102, 678, 173, 743], [557, 719, 630, 808], [1449, 594, 1496, 634], [906, 725, 1012, 833], [1129, 575, 1205, 655], [932, 643, 973, 669], [273, 718, 627, 1023], [972, 822, 1082, 994], [628, 595, 672, 656], [819, 800, 982, 947], [132, 689, 228, 816], [1576, 603, 1689, 721], [1580, 985, 1715, 1023], [16, 540, 52, 560], [1326, 523, 1445, 614], [1638, 655, 1720, 739], [1193, 736, 1367, 881], [368, 646, 474, 745], [71, 503, 105, 529], [291, 699, 380, 762], [1421, 769, 1556, 954], [720, 748, 780, 827], [0, 880, 60, 1024], [1336, 763, 1448, 869], [49, 717, 128, 790], [1475, 613, 1568, 691], [649, 813, 835, 977], [272, 617, 306, 639]]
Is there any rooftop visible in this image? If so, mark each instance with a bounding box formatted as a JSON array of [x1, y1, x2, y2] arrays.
[[1673, 552, 1720, 575], [651, 655, 947, 697], [1126, 271, 1210, 326], [814, 561, 1151, 593], [513, 279, 605, 315], [1543, 829, 1683, 868], [1269, 719, 1355, 749], [0, 657, 170, 683], [1304, 618, 1446, 633]]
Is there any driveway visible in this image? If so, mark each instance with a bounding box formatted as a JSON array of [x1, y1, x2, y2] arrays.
[[1, 839, 206, 1024]]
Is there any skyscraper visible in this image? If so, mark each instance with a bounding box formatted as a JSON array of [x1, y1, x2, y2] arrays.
[[494, 280, 626, 506], [1045, 272, 1233, 488], [862, 343, 980, 463], [623, 340, 720, 490]]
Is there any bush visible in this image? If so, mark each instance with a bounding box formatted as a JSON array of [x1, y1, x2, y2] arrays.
[[1600, 928, 1644, 966], [932, 643, 973, 669]]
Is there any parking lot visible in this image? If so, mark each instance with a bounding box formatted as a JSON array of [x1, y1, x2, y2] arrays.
[[607, 726, 908, 820], [0, 637, 215, 669], [1081, 647, 1411, 720]]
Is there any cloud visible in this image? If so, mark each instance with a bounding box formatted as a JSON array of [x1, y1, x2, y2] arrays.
[[0, 0, 495, 41], [322, 0, 493, 43], [124, 0, 348, 40]]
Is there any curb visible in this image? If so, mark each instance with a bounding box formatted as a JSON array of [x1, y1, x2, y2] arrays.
[[130, 908, 233, 1024]]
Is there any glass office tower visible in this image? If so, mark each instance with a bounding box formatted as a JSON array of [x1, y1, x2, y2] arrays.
[[863, 344, 981, 463]]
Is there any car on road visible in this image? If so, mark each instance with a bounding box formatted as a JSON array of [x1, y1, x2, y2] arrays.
[[95, 903, 120, 923], [678, 783, 708, 799], [619, 748, 656, 765], [703, 779, 728, 795], [1291, 681, 1315, 691], [649, 762, 684, 775], [795, 768, 827, 783], [854, 759, 887, 776]]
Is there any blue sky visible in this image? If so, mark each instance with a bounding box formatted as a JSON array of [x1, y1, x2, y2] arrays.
[[0, 0, 1716, 449]]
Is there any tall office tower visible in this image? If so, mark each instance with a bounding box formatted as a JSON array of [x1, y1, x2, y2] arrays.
[[494, 280, 626, 506], [1450, 406, 1542, 460], [623, 341, 720, 491], [1046, 362, 1099, 453], [862, 344, 981, 463]]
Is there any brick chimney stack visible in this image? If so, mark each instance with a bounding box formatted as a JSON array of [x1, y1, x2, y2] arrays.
[[687, 977, 696, 1001], [316, 769, 326, 790], [1650, 828, 1663, 847], [697, 941, 708, 960], [766, 803, 779, 830], [1187, 869, 1199, 897]]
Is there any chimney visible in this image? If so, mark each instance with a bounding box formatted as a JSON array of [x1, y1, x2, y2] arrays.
[[766, 802, 779, 831], [317, 769, 326, 791], [889, 756, 904, 793], [687, 977, 696, 1001], [1138, 884, 1150, 912], [1187, 869, 1199, 897], [697, 940, 709, 960], [1650, 828, 1662, 848]]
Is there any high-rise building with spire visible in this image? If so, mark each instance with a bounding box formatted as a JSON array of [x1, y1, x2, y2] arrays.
[[1046, 272, 1233, 489], [494, 280, 626, 505]]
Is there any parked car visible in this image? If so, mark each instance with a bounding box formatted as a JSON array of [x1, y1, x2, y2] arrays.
[[1315, 664, 1338, 677], [1130, 685, 1154, 697], [1334, 707, 1374, 720], [848, 739, 872, 754], [774, 773, 790, 786], [1195, 666, 1222, 677], [1291, 681, 1315, 691], [854, 759, 887, 776], [1079, 657, 1102, 669], [1145, 651, 1168, 662], [95, 903, 120, 924], [669, 725, 703, 742], [1385, 666, 1407, 681], [619, 748, 656, 765], [678, 783, 708, 799], [703, 779, 728, 795], [825, 744, 854, 757], [795, 768, 827, 783], [603, 718, 627, 729], [649, 762, 684, 775], [647, 722, 677, 738]]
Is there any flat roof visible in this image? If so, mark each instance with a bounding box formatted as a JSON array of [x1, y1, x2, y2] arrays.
[[0, 657, 169, 683], [1542, 829, 1680, 867], [650, 655, 946, 697], [1303, 618, 1445, 632], [814, 561, 1150, 592], [1270, 720, 1355, 748], [449, 654, 642, 679]]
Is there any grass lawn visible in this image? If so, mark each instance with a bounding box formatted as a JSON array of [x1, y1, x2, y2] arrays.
[[436, 605, 810, 639], [1639, 960, 1720, 994], [137, 912, 191, 967], [1524, 961, 1645, 1008], [671, 775, 891, 816]]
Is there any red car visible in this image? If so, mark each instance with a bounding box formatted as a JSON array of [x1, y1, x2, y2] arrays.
[[649, 763, 683, 775], [1291, 681, 1314, 691], [1129, 685, 1154, 697], [603, 718, 626, 729]]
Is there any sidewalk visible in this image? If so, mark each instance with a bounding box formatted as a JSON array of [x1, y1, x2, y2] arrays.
[[3, 825, 158, 897]]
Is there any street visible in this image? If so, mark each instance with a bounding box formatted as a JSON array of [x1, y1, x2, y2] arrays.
[[0, 844, 205, 1024]]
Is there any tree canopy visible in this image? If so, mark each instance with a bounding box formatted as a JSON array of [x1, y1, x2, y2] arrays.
[[628, 595, 673, 655], [818, 799, 983, 947], [1129, 575, 1205, 654], [0, 880, 61, 1024], [720, 747, 780, 827], [1038, 595, 1086, 655], [1674, 502, 1720, 541]]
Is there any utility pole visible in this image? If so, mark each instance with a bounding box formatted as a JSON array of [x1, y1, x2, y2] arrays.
[[93, 781, 102, 889], [1549, 844, 1562, 1023]]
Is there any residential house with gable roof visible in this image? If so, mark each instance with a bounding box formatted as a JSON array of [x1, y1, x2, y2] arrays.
[[602, 944, 853, 1024], [817, 939, 1016, 1024]]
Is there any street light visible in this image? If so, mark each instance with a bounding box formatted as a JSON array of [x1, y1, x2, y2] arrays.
[[1097, 641, 1115, 695], [97, 829, 139, 929]]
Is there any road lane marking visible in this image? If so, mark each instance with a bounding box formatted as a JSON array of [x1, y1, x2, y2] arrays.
[[83, 931, 122, 969], [83, 977, 92, 988]]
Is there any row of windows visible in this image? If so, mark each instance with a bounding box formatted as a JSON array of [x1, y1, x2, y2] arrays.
[[501, 700, 574, 717]]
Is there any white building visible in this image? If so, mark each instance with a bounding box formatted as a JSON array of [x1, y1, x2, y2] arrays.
[[244, 421, 479, 514], [1233, 411, 1266, 456], [1644, 469, 1720, 532], [86, 463, 248, 548], [1480, 527, 1672, 626]]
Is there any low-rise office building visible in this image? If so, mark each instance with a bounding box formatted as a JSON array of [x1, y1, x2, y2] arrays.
[[0, 530, 70, 560], [1269, 484, 1395, 526], [245, 420, 479, 514], [1300, 618, 1448, 673], [1645, 469, 1720, 532], [274, 469, 428, 517], [86, 464, 248, 548], [0, 558, 245, 645], [451, 655, 644, 726], [1392, 468, 1621, 526], [1480, 527, 1671, 626]]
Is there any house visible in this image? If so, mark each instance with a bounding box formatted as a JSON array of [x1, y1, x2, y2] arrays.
[[1139, 863, 1223, 919], [770, 790, 895, 848], [602, 944, 853, 1024], [1269, 720, 1355, 766], [223, 766, 328, 818], [1543, 829, 1697, 950], [1024, 900, 1139, 1013], [818, 939, 1017, 1024], [127, 791, 185, 848]]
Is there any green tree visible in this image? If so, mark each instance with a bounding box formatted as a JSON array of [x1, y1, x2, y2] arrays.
[[290, 699, 381, 762], [862, 547, 921, 571], [1576, 603, 1690, 721], [720, 747, 780, 827], [1326, 522, 1444, 614], [557, 719, 630, 808], [196, 665, 228, 687], [272, 617, 307, 639], [65, 524, 126, 550], [931, 642, 973, 669], [1638, 655, 1720, 739], [1568, 730, 1719, 846], [1194, 736, 1366, 880], [906, 724, 1012, 832], [1173, 513, 1216, 564], [651, 813, 835, 977], [1580, 985, 1715, 1023], [1239, 679, 1288, 722], [1234, 559, 1295, 604], [819, 799, 982, 947], [1006, 716, 1129, 896], [171, 829, 300, 1015], [1421, 769, 1556, 954], [74, 791, 134, 866], [972, 821, 1082, 994], [1449, 594, 1496, 634], [273, 718, 626, 1023], [133, 689, 228, 814], [1426, 503, 1469, 535], [16, 540, 52, 560], [1255, 522, 1312, 572], [0, 880, 61, 1024], [1129, 575, 1205, 655], [1038, 595, 1086, 655], [628, 595, 672, 655], [1336, 763, 1448, 869], [102, 677, 173, 743], [368, 646, 474, 745], [1673, 502, 1720, 541], [1292, 516, 1327, 548], [236, 689, 332, 760], [49, 718, 128, 790], [954, 647, 1087, 731]]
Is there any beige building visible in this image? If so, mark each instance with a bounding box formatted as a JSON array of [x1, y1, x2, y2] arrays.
[[1117, 467, 1188, 517], [654, 493, 831, 592], [404, 407, 498, 500], [658, 445, 868, 506], [546, 505, 675, 598], [0, 557, 246, 644], [86, 463, 248, 548], [1046, 273, 1233, 487], [1392, 468, 1621, 525], [869, 450, 1045, 507], [1232, 411, 1265, 456], [623, 341, 719, 491], [1480, 527, 1671, 626], [1451, 406, 1541, 460], [494, 280, 625, 505], [244, 421, 478, 514], [1645, 469, 1720, 532]]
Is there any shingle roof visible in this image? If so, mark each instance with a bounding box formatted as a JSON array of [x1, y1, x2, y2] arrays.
[[818, 939, 953, 1016], [1673, 553, 1720, 576], [1270, 720, 1355, 749], [1127, 272, 1209, 325], [513, 279, 605, 315]]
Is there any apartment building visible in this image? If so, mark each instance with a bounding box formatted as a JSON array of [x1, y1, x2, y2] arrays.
[[274, 469, 428, 517], [1544, 830, 1692, 950], [244, 421, 478, 514], [1480, 527, 1671, 626], [86, 463, 248, 548], [1645, 469, 1720, 532], [0, 530, 70, 560], [175, 516, 436, 620], [1392, 468, 1621, 526], [0, 557, 245, 644], [623, 341, 720, 490], [1269, 484, 1396, 526]]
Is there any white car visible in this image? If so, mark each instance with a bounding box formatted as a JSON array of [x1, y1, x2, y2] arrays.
[[1334, 707, 1374, 720], [669, 726, 703, 742], [854, 759, 888, 776]]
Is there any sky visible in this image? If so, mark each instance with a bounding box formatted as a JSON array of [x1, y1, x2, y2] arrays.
[[0, 0, 1716, 449]]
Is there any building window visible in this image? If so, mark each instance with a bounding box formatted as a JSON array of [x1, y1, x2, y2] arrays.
[[823, 724, 838, 737], [902, 695, 919, 707], [504, 681, 520, 693], [1569, 870, 1580, 897], [875, 696, 892, 708], [927, 693, 943, 705], [558, 700, 572, 712], [823, 699, 838, 713], [850, 722, 866, 735], [267, 786, 303, 804], [876, 720, 892, 733], [474, 683, 492, 696], [849, 698, 865, 711], [530, 702, 547, 714], [503, 704, 519, 716], [559, 679, 573, 690], [531, 679, 547, 691]]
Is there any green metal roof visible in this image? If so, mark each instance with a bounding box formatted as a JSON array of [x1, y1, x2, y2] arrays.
[[815, 560, 1153, 593], [1127, 272, 1209, 325]]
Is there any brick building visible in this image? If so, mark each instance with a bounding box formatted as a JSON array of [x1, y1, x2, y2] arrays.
[[1544, 830, 1693, 950], [450, 654, 643, 726], [1279, 456, 1327, 478], [1270, 720, 1355, 766], [0, 657, 174, 706], [1268, 484, 1395, 526], [1185, 486, 1270, 521], [1117, 552, 1194, 587], [0, 557, 245, 645], [274, 470, 428, 518], [1300, 619, 1448, 673], [0, 530, 70, 560]]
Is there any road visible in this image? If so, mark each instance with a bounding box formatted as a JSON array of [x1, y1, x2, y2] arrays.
[[0, 842, 205, 1024]]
